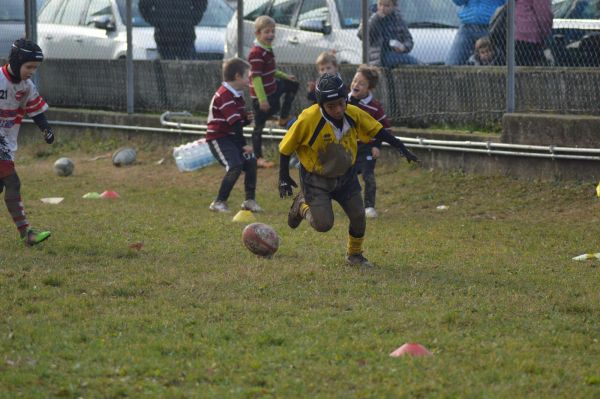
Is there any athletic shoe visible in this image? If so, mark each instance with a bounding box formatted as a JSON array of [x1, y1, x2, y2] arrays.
[[288, 193, 305, 229], [365, 207, 378, 218], [209, 200, 230, 213], [23, 228, 51, 246], [241, 199, 263, 213], [278, 115, 294, 127], [346, 253, 374, 269]]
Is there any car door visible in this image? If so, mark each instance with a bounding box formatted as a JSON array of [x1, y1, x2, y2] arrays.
[[38, 0, 87, 58], [279, 0, 334, 63], [265, 0, 302, 62], [79, 0, 121, 59]]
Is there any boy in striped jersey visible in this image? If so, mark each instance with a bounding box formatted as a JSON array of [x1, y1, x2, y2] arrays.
[[206, 58, 262, 213], [248, 15, 299, 168], [1, 39, 54, 246], [348, 65, 389, 219]]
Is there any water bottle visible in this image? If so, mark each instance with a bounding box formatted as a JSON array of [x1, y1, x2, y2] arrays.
[[173, 139, 217, 172]]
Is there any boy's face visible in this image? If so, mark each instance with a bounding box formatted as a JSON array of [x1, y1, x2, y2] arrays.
[[256, 26, 276, 46], [231, 71, 250, 89], [322, 97, 347, 121], [377, 0, 395, 16], [478, 46, 494, 64], [350, 72, 370, 99], [317, 62, 338, 76], [19, 61, 40, 81]]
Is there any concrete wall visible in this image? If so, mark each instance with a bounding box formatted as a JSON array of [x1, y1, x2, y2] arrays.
[[2, 58, 597, 127]]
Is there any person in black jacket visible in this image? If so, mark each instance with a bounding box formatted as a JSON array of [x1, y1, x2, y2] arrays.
[[139, 0, 208, 60]]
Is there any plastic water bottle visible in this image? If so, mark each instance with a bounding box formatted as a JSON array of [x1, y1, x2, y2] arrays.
[[173, 139, 217, 172]]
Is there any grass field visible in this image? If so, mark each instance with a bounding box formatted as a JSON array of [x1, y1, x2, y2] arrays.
[[1, 137, 600, 398]]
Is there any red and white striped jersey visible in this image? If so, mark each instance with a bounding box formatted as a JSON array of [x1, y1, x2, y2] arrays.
[[248, 42, 277, 99], [206, 82, 248, 140], [0, 65, 48, 161]]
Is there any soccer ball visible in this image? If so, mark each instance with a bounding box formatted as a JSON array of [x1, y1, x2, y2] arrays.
[[53, 157, 74, 177], [242, 223, 280, 258], [112, 147, 137, 167]]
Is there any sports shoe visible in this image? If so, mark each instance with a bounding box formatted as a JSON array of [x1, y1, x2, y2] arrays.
[[288, 193, 305, 229], [257, 158, 275, 169], [278, 115, 294, 127], [241, 199, 263, 213], [22, 228, 51, 246], [346, 253, 374, 269], [209, 200, 230, 213], [365, 207, 378, 218]]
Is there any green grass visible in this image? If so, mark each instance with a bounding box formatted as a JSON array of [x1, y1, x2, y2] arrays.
[[1, 139, 600, 398]]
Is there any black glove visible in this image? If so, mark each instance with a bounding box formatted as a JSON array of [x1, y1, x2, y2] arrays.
[[401, 147, 419, 163], [43, 128, 54, 144], [278, 153, 297, 198], [279, 174, 297, 198]]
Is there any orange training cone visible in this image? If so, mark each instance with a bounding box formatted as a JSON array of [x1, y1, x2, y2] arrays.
[[389, 343, 432, 357]]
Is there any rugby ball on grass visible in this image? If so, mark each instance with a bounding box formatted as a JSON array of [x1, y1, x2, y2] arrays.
[[242, 223, 279, 258], [53, 157, 74, 177], [112, 147, 137, 167]]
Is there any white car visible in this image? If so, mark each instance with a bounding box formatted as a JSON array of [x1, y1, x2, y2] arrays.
[[224, 0, 459, 65], [37, 0, 233, 60], [0, 0, 46, 56]]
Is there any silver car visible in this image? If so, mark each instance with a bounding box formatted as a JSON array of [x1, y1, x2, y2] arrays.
[[37, 0, 233, 60], [0, 0, 45, 56], [224, 0, 459, 65]]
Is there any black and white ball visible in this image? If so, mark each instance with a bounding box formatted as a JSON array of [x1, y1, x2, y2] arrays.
[[112, 147, 137, 167], [53, 157, 74, 177]]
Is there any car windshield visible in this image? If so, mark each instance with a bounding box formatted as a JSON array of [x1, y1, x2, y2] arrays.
[[552, 0, 600, 19], [336, 0, 459, 29], [116, 0, 233, 27]]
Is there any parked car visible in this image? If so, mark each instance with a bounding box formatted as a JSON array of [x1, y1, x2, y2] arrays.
[[0, 0, 45, 56], [37, 0, 233, 60], [224, 0, 459, 65], [550, 0, 600, 66]]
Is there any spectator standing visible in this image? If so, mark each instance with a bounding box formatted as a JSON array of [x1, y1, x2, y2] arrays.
[[358, 0, 419, 68], [515, 0, 553, 65], [139, 0, 208, 60], [446, 0, 507, 65]]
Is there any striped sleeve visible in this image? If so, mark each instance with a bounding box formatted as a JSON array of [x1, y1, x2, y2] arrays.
[[24, 82, 48, 117], [218, 91, 243, 126]]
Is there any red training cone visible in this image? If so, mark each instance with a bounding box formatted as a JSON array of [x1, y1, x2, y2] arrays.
[[100, 190, 120, 199], [389, 343, 432, 357]]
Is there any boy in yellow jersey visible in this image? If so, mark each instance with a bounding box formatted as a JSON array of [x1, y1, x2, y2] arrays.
[[278, 73, 418, 268]]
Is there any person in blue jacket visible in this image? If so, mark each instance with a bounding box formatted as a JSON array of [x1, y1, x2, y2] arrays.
[[446, 0, 507, 65]]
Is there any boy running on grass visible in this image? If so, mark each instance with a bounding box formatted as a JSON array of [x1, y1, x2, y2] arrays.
[[1, 38, 55, 246], [278, 73, 418, 268], [206, 57, 262, 213]]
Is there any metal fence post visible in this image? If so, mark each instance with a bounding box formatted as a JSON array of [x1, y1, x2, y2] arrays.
[[237, 0, 244, 58], [362, 0, 368, 65], [126, 0, 134, 114], [24, 0, 37, 42], [506, 0, 515, 113]]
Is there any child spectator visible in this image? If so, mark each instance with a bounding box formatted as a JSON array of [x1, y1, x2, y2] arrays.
[[348, 65, 390, 219], [1, 38, 54, 246], [468, 36, 499, 65], [358, 0, 419, 68], [248, 15, 300, 168], [307, 51, 339, 104], [278, 73, 418, 268], [206, 58, 262, 213]]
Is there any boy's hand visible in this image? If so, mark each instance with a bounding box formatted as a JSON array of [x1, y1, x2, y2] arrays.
[[43, 128, 54, 144], [246, 112, 254, 123], [307, 81, 316, 92], [371, 147, 380, 159], [259, 101, 270, 112], [287, 74, 297, 82], [278, 174, 297, 198]]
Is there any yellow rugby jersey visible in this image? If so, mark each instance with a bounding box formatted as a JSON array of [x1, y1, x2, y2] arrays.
[[279, 104, 383, 177]]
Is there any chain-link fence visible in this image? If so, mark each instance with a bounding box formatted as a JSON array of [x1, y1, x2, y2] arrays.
[[4, 0, 600, 127]]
